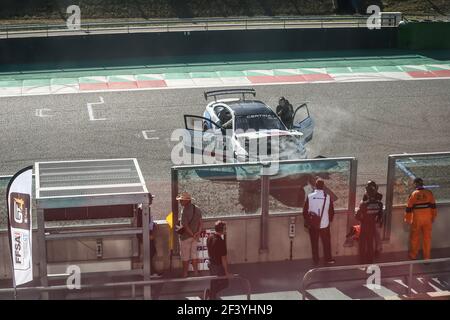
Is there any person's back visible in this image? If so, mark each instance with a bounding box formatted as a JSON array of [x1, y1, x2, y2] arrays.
[[406, 188, 436, 221], [405, 178, 437, 260], [205, 221, 230, 300], [207, 233, 226, 266], [303, 179, 335, 266]]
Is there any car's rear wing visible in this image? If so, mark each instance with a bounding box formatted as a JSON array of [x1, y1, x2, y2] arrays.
[[204, 88, 256, 101]]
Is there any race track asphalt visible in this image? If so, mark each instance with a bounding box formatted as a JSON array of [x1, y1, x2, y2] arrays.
[[1, 79, 449, 218]]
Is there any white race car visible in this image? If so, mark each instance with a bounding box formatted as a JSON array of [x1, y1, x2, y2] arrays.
[[183, 88, 314, 163]]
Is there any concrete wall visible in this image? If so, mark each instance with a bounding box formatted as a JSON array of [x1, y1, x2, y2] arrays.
[[164, 203, 450, 266], [0, 28, 398, 66], [1, 204, 449, 281], [398, 22, 450, 50]]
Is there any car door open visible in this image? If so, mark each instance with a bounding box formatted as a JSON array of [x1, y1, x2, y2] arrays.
[[291, 103, 314, 143], [183, 115, 223, 155]]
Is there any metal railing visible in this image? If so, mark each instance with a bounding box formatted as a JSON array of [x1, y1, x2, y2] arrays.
[[0, 15, 399, 39], [403, 14, 450, 22], [301, 257, 450, 300], [0, 273, 251, 300]]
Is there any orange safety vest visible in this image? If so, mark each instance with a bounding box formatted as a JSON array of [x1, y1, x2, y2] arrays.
[[404, 187, 437, 223]]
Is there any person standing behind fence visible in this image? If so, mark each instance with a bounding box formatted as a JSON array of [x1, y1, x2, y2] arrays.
[[356, 183, 383, 264], [303, 178, 336, 266], [203, 220, 231, 300], [362, 181, 383, 256], [404, 178, 437, 260], [176, 192, 203, 277]]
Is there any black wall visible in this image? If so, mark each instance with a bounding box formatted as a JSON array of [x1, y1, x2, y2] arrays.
[[0, 28, 398, 66]]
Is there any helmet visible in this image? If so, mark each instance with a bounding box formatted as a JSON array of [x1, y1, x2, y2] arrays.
[[279, 96, 286, 104], [366, 180, 378, 191]]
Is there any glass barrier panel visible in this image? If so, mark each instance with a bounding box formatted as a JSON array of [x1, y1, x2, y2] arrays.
[[393, 154, 450, 206], [176, 164, 262, 218], [268, 159, 352, 214]]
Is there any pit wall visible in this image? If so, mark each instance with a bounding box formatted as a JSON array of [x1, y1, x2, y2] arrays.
[[0, 28, 397, 66], [4, 204, 449, 280], [2, 22, 450, 67], [398, 22, 450, 50]]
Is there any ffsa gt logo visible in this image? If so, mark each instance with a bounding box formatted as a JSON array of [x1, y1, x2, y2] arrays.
[[14, 232, 23, 265], [13, 197, 25, 224]]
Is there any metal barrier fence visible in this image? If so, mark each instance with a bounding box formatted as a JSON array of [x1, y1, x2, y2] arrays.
[[301, 257, 450, 300], [0, 273, 251, 300], [0, 15, 399, 39], [384, 151, 450, 240], [171, 157, 357, 254], [0, 174, 133, 231]]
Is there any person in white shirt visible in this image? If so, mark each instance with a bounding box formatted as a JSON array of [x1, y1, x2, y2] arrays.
[[303, 179, 336, 266]]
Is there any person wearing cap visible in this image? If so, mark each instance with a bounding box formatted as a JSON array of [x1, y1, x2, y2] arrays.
[[303, 178, 336, 266], [276, 97, 294, 129], [405, 178, 437, 260], [176, 192, 203, 277], [356, 183, 383, 264]]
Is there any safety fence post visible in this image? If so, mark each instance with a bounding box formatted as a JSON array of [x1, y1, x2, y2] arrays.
[[408, 264, 413, 295], [260, 164, 270, 252], [384, 156, 396, 240]]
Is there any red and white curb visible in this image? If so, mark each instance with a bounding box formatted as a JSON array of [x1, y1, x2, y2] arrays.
[[1, 65, 450, 97]]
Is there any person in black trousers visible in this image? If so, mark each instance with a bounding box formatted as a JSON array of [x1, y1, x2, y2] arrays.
[[303, 179, 336, 266], [204, 220, 231, 300], [356, 183, 383, 264]]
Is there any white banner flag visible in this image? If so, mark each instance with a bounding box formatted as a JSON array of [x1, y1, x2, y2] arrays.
[[7, 166, 33, 286]]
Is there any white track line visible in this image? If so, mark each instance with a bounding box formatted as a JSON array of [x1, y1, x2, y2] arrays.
[[86, 96, 105, 121]]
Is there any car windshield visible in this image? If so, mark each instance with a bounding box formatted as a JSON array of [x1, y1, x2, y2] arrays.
[[235, 114, 286, 131]]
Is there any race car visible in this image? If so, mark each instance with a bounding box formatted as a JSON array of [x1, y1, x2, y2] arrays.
[[182, 88, 314, 163]]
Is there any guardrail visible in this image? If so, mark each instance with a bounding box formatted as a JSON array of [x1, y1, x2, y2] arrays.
[[300, 257, 450, 300], [403, 15, 450, 22], [0, 273, 251, 300], [0, 15, 399, 39]]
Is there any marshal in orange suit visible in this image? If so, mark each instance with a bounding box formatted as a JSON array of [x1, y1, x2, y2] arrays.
[[404, 178, 437, 260]]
